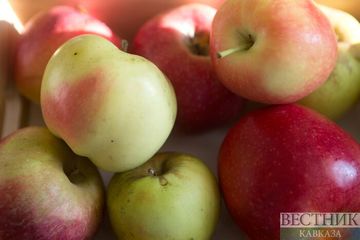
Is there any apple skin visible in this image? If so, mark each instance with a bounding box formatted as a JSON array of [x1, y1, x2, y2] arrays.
[[210, 0, 338, 104], [9, 0, 224, 41], [41, 34, 177, 173], [132, 3, 244, 132], [299, 5, 360, 120], [14, 5, 122, 103], [218, 104, 360, 240], [0, 126, 104, 239], [107, 152, 220, 240]]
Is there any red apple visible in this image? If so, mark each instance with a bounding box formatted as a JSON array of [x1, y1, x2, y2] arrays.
[[14, 5, 122, 103], [210, 0, 338, 104], [132, 3, 244, 132], [218, 104, 360, 240], [9, 0, 225, 41]]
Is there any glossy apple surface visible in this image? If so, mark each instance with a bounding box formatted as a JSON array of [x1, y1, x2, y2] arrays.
[[132, 3, 244, 132], [218, 104, 360, 240], [299, 5, 360, 120], [41, 34, 177, 172], [211, 0, 337, 104], [14, 5, 122, 103], [0, 127, 104, 239], [9, 0, 224, 41], [107, 152, 220, 239]]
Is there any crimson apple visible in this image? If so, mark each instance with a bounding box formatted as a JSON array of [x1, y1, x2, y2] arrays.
[[14, 5, 122, 103], [132, 3, 244, 132], [210, 0, 338, 104], [218, 104, 360, 240]]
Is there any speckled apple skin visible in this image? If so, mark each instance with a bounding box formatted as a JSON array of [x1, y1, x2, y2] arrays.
[[15, 5, 122, 103], [0, 127, 104, 240], [218, 104, 360, 240], [211, 0, 338, 104], [132, 3, 244, 132], [41, 34, 177, 172]]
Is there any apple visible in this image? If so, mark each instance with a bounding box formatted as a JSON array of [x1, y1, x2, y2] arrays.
[[41, 34, 177, 173], [299, 5, 360, 120], [14, 5, 122, 103], [0, 126, 104, 239], [218, 104, 360, 240], [107, 152, 220, 239], [9, 0, 225, 41], [210, 0, 338, 104], [132, 3, 244, 132]]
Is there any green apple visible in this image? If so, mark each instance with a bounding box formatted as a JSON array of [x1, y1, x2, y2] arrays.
[[299, 5, 360, 119], [0, 127, 104, 239], [41, 34, 177, 172], [107, 152, 220, 240]]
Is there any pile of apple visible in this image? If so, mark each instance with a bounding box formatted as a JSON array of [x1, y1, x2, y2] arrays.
[[1, 0, 360, 239]]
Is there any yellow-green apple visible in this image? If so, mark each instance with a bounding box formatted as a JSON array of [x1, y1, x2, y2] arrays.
[[299, 5, 360, 119], [41, 34, 177, 172], [0, 127, 104, 239], [14, 5, 122, 103], [107, 152, 220, 239], [132, 3, 244, 132], [218, 104, 360, 240], [9, 0, 225, 41], [210, 0, 338, 104]]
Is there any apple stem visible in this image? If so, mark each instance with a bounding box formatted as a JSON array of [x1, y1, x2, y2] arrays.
[[217, 46, 248, 59], [148, 168, 157, 176], [121, 40, 129, 52]]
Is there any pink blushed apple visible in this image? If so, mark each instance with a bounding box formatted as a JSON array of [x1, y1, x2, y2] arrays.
[[14, 5, 122, 103], [218, 104, 360, 240], [0, 127, 105, 239], [210, 0, 338, 104], [41, 34, 177, 172], [132, 3, 244, 132]]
